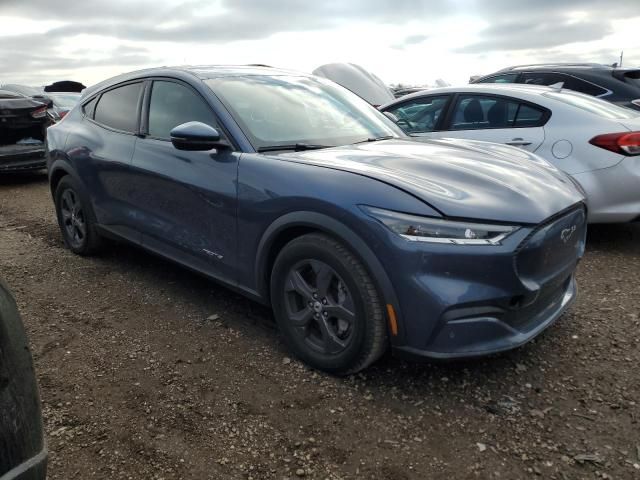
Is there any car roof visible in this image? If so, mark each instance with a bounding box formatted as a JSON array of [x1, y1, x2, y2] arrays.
[[81, 65, 308, 98], [498, 63, 614, 72], [381, 83, 556, 107]]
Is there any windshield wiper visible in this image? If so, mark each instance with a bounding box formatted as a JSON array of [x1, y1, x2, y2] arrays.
[[354, 135, 395, 144], [257, 143, 333, 153]]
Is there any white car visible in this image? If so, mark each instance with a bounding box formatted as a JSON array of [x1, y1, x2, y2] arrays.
[[380, 84, 640, 223]]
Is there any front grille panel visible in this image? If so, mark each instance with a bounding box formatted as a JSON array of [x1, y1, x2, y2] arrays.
[[515, 205, 586, 289]]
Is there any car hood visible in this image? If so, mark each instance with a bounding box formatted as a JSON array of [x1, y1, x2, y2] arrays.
[[276, 138, 584, 224]]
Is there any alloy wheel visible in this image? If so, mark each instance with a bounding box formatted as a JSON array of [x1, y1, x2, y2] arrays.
[[59, 189, 86, 249], [283, 259, 357, 355]]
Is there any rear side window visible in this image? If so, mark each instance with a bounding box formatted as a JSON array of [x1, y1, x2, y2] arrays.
[[451, 95, 518, 130], [148, 81, 218, 139], [477, 73, 518, 84], [621, 70, 640, 89], [383, 96, 449, 133], [521, 72, 608, 96], [94, 83, 142, 132], [450, 95, 547, 130]]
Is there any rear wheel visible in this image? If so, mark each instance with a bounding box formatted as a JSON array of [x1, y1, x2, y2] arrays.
[[271, 233, 387, 375], [54, 176, 102, 255]]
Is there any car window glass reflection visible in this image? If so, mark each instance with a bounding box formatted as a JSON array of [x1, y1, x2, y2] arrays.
[[148, 81, 218, 139]]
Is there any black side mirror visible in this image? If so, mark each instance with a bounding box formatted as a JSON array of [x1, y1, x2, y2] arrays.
[[170, 122, 230, 151]]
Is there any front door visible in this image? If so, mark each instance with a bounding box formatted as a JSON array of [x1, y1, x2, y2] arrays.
[[130, 79, 238, 282]]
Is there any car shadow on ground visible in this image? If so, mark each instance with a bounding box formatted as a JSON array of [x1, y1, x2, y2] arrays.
[[0, 170, 47, 186]]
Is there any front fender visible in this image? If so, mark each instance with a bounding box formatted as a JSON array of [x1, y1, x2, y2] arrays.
[[254, 211, 406, 343]]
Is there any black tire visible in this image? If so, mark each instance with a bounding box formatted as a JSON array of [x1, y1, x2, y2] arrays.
[[54, 175, 102, 255], [271, 233, 387, 375]]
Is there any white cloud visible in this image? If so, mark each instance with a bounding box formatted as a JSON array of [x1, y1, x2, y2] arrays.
[[0, 0, 638, 88]]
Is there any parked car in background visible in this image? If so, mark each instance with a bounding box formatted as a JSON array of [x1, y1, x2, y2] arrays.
[[46, 92, 81, 121], [47, 66, 586, 374], [0, 90, 49, 172], [472, 63, 640, 111], [0, 278, 47, 480], [381, 84, 640, 223], [392, 86, 427, 98], [313, 63, 395, 106], [0, 84, 51, 106]]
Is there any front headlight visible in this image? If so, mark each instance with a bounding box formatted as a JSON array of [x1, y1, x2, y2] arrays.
[[363, 206, 519, 245]]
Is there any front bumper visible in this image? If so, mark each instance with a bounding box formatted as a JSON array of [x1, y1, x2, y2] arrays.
[[372, 205, 586, 360], [394, 275, 576, 360], [0, 445, 47, 480]]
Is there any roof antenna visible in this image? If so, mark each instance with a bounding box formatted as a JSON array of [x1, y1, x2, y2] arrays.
[[549, 82, 564, 92], [619, 50, 624, 68]]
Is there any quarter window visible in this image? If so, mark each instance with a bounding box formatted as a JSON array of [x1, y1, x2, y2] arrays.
[[148, 81, 218, 139], [93, 83, 142, 132], [384, 96, 449, 133], [82, 97, 97, 118]]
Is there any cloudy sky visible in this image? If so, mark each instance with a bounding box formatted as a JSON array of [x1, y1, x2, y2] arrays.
[[1, 0, 639, 88]]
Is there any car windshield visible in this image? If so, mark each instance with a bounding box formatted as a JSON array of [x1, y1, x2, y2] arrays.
[[50, 94, 81, 108], [205, 75, 402, 150], [543, 90, 639, 119]]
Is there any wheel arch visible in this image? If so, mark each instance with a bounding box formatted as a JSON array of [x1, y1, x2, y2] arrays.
[[254, 211, 404, 340], [48, 158, 80, 198]]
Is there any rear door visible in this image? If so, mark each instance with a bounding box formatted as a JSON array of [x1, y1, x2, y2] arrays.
[[130, 79, 239, 281], [428, 94, 548, 152], [74, 81, 144, 241]]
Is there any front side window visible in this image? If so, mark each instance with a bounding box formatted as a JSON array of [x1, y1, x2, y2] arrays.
[[205, 75, 401, 150], [477, 73, 519, 84], [148, 81, 218, 139], [383, 96, 449, 133], [94, 83, 142, 132]]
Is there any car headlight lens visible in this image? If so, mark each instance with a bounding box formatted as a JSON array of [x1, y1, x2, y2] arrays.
[[364, 207, 519, 245]]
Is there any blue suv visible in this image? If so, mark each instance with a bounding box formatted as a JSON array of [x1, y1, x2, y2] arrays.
[[47, 66, 586, 374]]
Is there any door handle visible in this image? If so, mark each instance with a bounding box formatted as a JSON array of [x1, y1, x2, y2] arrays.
[[506, 138, 532, 147]]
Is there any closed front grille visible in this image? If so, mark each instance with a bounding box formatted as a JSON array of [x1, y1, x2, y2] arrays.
[[515, 204, 586, 289]]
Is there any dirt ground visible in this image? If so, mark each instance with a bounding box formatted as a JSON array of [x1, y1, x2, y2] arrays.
[[1, 172, 639, 480]]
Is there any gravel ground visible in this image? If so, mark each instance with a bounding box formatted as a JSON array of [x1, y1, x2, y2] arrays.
[[1, 172, 639, 480]]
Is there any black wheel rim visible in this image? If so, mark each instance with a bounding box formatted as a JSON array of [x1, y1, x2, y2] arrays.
[[283, 259, 357, 355], [60, 188, 87, 249]]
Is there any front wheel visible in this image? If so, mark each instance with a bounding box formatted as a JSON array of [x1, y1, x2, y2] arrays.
[[270, 233, 387, 375]]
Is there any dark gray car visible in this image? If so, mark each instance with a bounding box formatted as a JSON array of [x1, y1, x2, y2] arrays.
[[47, 66, 587, 374], [473, 63, 640, 110]]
